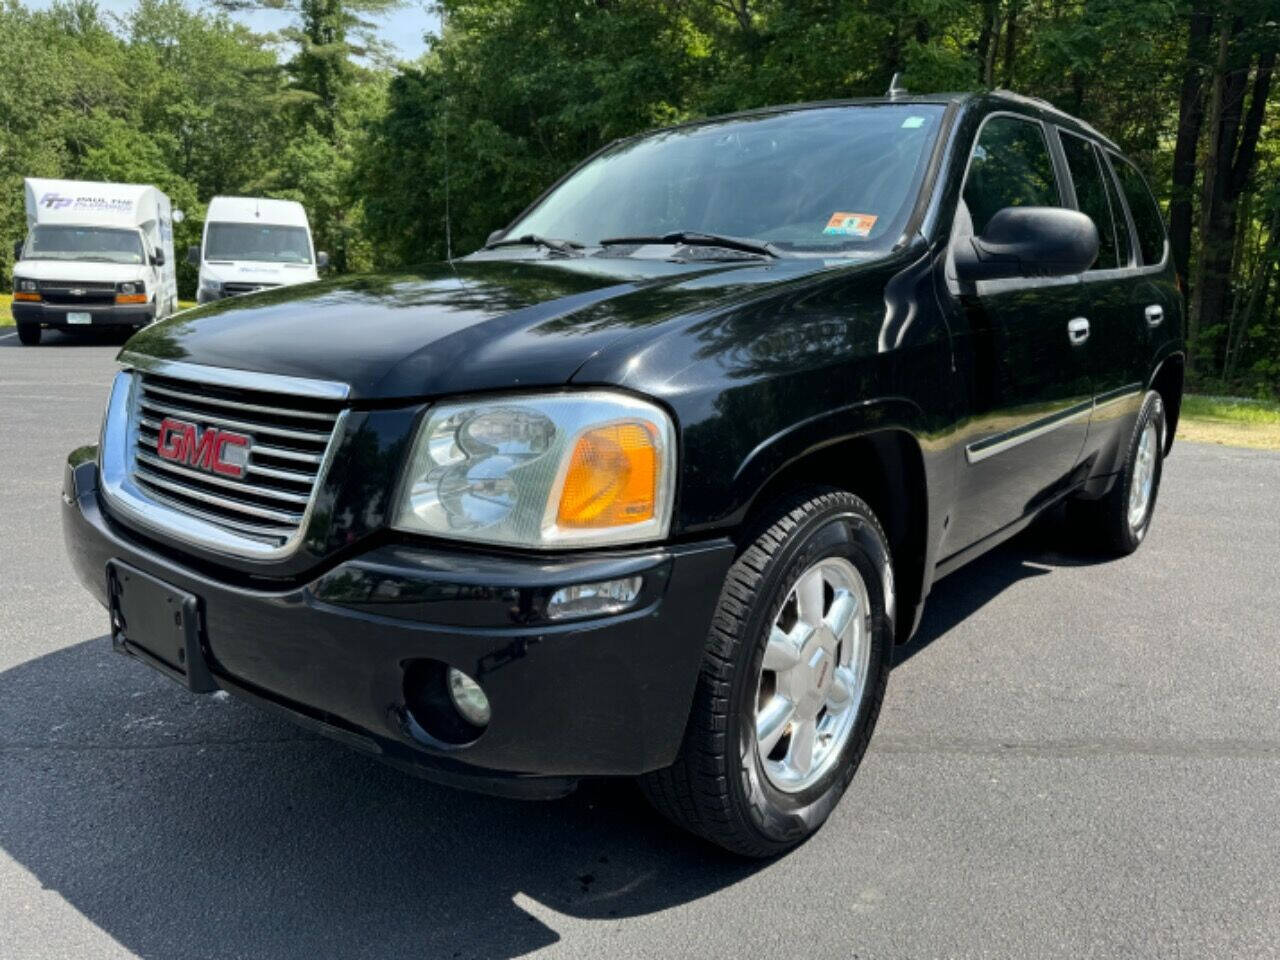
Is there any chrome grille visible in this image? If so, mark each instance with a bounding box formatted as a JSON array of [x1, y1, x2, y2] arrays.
[[40, 280, 117, 306], [223, 282, 281, 296], [127, 371, 344, 549]]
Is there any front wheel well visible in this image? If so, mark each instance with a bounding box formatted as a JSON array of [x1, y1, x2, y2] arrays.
[[740, 430, 928, 644]]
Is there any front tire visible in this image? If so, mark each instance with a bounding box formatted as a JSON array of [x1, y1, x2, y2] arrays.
[[640, 490, 894, 857], [16, 323, 41, 346]]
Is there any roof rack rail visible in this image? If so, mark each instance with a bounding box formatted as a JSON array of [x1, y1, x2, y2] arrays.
[[989, 88, 1118, 148]]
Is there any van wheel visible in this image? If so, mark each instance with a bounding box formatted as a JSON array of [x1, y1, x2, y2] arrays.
[[1072, 390, 1166, 555], [639, 489, 893, 858], [16, 324, 41, 346]]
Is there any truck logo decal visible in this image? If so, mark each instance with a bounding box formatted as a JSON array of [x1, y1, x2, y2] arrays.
[[155, 418, 251, 479], [39, 192, 135, 213]]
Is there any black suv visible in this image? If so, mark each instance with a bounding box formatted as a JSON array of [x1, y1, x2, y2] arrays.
[[63, 91, 1183, 857]]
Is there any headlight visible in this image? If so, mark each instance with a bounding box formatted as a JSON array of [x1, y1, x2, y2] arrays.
[[202, 278, 222, 293], [16, 278, 37, 293], [118, 282, 138, 295], [393, 391, 676, 549]]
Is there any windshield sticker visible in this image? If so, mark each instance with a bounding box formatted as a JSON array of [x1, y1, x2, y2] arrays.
[[823, 212, 878, 238], [901, 116, 926, 129]]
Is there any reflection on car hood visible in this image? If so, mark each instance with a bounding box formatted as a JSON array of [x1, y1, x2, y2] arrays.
[[125, 257, 845, 400]]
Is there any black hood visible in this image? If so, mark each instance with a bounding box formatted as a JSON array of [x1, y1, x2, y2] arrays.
[[124, 257, 840, 400]]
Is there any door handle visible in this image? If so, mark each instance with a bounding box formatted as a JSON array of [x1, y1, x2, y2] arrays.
[[1145, 304, 1164, 327], [1067, 317, 1090, 345]]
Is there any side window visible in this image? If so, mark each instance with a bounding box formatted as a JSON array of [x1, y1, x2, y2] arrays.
[[963, 115, 1062, 235], [1099, 151, 1134, 266], [1110, 153, 1166, 266], [1059, 130, 1119, 270]]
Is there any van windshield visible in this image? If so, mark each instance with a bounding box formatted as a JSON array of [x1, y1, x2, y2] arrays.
[[505, 103, 947, 254], [24, 225, 145, 264], [205, 223, 312, 264]]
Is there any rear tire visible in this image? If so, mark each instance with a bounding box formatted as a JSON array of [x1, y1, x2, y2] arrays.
[[1071, 390, 1166, 555], [16, 323, 41, 346], [640, 489, 894, 857]]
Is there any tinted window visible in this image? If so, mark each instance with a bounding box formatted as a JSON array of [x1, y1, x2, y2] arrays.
[[1110, 154, 1166, 265], [25, 225, 144, 265], [1059, 130, 1119, 270], [1099, 152, 1133, 266], [205, 223, 312, 264], [508, 104, 947, 252], [963, 115, 1062, 235]]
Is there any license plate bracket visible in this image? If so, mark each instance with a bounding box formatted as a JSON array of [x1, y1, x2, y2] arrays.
[[66, 312, 92, 325], [107, 561, 217, 693]]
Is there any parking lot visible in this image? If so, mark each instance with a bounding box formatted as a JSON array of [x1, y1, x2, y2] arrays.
[[2, 331, 1278, 959]]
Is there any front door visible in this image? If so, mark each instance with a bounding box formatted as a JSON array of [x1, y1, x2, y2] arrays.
[[942, 112, 1093, 553]]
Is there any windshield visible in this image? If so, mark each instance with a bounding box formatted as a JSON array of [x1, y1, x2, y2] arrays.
[[205, 223, 312, 264], [505, 104, 947, 254], [24, 225, 145, 264]]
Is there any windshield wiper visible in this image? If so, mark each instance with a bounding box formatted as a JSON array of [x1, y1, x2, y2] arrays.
[[483, 233, 584, 257], [598, 231, 782, 259]]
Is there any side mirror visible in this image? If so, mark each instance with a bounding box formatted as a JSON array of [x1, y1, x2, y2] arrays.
[[12, 239, 22, 262], [151, 248, 166, 267], [954, 207, 1098, 283], [486, 229, 505, 247], [316, 251, 330, 270], [187, 245, 200, 266]]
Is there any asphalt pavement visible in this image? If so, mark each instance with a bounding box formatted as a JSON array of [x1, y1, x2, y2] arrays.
[[2, 330, 1278, 959]]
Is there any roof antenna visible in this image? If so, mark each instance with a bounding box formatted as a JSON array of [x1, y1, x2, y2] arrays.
[[887, 72, 908, 99]]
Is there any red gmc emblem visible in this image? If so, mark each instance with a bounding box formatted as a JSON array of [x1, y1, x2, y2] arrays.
[[155, 417, 251, 478]]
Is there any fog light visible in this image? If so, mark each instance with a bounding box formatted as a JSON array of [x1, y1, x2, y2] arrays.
[[447, 667, 491, 727], [546, 575, 642, 621]]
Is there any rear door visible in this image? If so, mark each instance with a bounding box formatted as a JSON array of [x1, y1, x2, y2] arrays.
[[943, 112, 1093, 552], [1056, 129, 1147, 456], [1109, 152, 1181, 369]]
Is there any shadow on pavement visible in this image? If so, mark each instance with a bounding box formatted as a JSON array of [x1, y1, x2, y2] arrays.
[[0, 638, 760, 959], [1, 507, 1115, 957], [0, 328, 131, 348], [895, 507, 1116, 667]]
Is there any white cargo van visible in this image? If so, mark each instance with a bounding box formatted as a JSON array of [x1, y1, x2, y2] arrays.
[[10, 178, 182, 346], [191, 197, 326, 303]]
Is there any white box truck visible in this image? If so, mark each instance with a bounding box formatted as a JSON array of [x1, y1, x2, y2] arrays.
[[10, 178, 182, 346], [190, 197, 326, 303]]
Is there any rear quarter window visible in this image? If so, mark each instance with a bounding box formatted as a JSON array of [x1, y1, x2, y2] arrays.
[[1110, 154, 1166, 266]]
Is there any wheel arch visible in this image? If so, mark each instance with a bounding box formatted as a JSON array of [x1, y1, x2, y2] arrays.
[[734, 416, 930, 646], [1148, 352, 1185, 455]]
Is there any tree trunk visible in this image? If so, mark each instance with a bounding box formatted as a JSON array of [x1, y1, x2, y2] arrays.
[[1192, 16, 1277, 368], [1001, 0, 1021, 88], [1168, 3, 1213, 291], [977, 1, 1001, 87], [1226, 205, 1279, 381]]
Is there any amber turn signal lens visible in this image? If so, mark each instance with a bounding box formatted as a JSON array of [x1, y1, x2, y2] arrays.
[[557, 422, 659, 528], [115, 293, 147, 304], [13, 291, 41, 302]]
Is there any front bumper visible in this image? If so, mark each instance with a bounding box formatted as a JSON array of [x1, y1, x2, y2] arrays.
[[13, 300, 153, 328], [62, 455, 735, 798]]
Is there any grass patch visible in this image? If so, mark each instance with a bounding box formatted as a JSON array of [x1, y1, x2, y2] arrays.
[[1182, 394, 1280, 424], [1179, 394, 1280, 450]]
